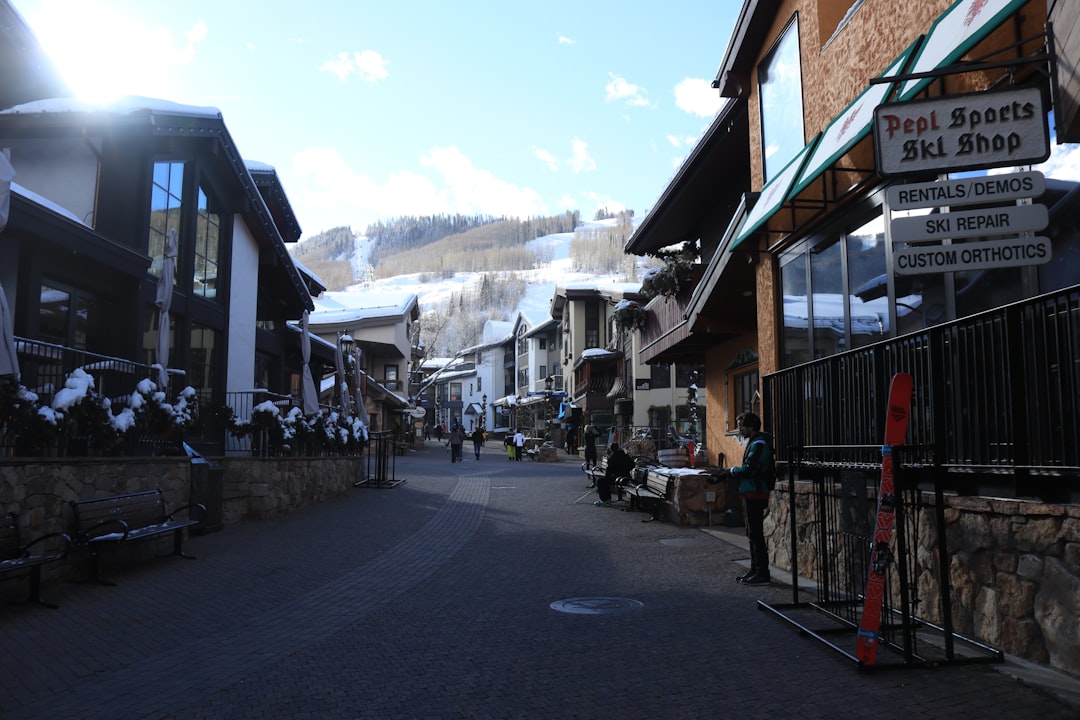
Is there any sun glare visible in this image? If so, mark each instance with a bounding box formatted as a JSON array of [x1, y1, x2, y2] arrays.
[[27, 1, 190, 103]]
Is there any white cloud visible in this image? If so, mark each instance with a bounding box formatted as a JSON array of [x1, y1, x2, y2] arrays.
[[558, 35, 575, 45], [420, 146, 547, 219], [319, 50, 389, 83], [531, 147, 559, 171], [1036, 142, 1080, 181], [674, 77, 723, 118], [605, 73, 649, 107], [288, 145, 547, 233], [570, 138, 596, 173]]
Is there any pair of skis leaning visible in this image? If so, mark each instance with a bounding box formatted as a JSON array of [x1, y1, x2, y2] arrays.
[[855, 372, 913, 667]]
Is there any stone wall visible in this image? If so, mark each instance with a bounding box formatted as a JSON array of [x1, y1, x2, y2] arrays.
[[0, 455, 363, 589], [764, 481, 1080, 678]]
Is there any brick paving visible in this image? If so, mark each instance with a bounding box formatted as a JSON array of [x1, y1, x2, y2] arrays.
[[1, 442, 1077, 719]]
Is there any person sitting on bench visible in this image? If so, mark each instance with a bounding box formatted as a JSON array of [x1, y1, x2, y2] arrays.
[[594, 442, 634, 506]]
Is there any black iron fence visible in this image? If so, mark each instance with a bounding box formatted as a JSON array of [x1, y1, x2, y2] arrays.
[[765, 285, 1080, 502]]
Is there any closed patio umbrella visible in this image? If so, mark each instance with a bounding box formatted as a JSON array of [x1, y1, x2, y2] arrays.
[[352, 348, 369, 425], [334, 333, 349, 414], [0, 153, 19, 380], [300, 310, 319, 415], [154, 228, 177, 390]]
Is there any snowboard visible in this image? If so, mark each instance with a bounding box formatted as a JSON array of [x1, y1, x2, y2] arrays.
[[855, 372, 913, 666]]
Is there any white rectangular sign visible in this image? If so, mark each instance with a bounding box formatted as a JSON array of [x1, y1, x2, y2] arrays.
[[891, 203, 1047, 243], [886, 170, 1045, 210], [874, 86, 1049, 177], [895, 236, 1052, 274]]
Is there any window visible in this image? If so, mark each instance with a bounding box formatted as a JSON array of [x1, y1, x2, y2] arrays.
[[759, 16, 804, 183], [385, 365, 399, 391], [188, 322, 219, 440], [675, 365, 702, 388], [149, 162, 184, 280], [727, 348, 759, 432], [585, 301, 600, 348], [648, 406, 670, 430], [539, 338, 547, 350], [539, 365, 547, 382], [193, 185, 221, 301], [846, 215, 888, 349], [450, 382, 462, 402], [811, 240, 845, 358], [780, 249, 812, 367], [650, 363, 671, 389], [39, 283, 103, 351]]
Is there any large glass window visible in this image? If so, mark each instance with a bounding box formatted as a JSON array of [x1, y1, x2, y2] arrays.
[[759, 17, 804, 182], [780, 250, 811, 366], [149, 162, 184, 280], [193, 185, 221, 301], [846, 216, 888, 349], [811, 240, 845, 358]]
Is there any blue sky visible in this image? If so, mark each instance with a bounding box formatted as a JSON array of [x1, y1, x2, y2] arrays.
[[12, 0, 738, 237]]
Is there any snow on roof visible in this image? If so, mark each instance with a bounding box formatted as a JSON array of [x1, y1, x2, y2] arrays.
[[310, 289, 417, 324], [0, 95, 222, 119]]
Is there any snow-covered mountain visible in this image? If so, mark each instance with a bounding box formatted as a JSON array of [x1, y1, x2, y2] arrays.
[[332, 218, 652, 337]]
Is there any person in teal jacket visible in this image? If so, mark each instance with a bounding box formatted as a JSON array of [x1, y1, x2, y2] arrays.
[[726, 412, 774, 585]]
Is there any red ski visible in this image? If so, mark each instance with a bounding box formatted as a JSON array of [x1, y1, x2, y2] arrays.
[[855, 372, 913, 666]]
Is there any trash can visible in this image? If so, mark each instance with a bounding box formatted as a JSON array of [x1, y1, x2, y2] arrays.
[[185, 443, 223, 535]]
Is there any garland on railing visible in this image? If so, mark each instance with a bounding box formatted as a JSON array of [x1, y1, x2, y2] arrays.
[[1, 371, 199, 455], [1, 367, 370, 458], [220, 402, 368, 456]]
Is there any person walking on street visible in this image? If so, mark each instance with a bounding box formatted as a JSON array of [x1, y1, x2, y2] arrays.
[[448, 424, 466, 463], [726, 412, 775, 585], [513, 428, 526, 461], [595, 442, 634, 506], [471, 427, 485, 460], [583, 424, 598, 470]]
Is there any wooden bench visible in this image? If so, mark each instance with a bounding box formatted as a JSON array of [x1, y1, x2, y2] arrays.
[[70, 490, 205, 583], [583, 457, 663, 514], [0, 512, 71, 607]]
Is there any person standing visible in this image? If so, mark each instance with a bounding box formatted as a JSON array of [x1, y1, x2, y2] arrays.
[[566, 425, 579, 456], [583, 424, 599, 470], [471, 426, 485, 460], [726, 412, 775, 585], [513, 428, 526, 461], [448, 424, 466, 463]]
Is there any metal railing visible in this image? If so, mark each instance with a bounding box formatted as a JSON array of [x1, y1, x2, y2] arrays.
[[1, 337, 168, 457], [765, 285, 1080, 501], [12, 336, 160, 406]]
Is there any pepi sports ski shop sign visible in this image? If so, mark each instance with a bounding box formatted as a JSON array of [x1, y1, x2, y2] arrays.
[[873, 86, 1049, 177]]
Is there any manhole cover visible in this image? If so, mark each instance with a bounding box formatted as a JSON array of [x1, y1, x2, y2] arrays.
[[549, 597, 645, 615], [660, 538, 703, 547]]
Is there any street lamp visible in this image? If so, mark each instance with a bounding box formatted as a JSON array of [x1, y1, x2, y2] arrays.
[[543, 376, 554, 436], [481, 393, 487, 432]]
